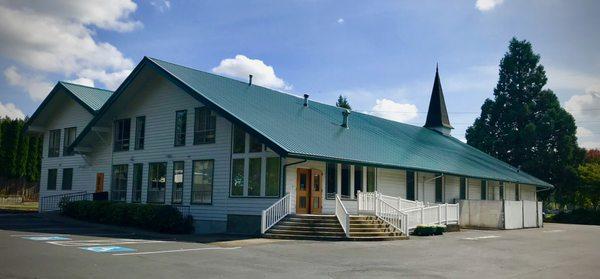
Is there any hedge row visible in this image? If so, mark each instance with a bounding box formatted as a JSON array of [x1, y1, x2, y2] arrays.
[[546, 209, 600, 225], [59, 200, 194, 234], [412, 224, 446, 236]]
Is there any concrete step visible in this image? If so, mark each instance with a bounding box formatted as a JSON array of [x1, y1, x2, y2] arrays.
[[264, 233, 347, 241], [349, 231, 402, 237], [273, 225, 344, 232], [268, 229, 346, 236], [278, 220, 341, 227]]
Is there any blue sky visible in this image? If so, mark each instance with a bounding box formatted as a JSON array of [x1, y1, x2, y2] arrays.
[[0, 0, 598, 148]]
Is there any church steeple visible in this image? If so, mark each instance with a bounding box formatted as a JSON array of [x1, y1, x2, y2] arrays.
[[424, 65, 453, 135]]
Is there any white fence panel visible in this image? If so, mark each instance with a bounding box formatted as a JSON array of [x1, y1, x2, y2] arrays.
[[537, 202, 543, 227], [504, 200, 523, 229], [523, 201, 538, 228]]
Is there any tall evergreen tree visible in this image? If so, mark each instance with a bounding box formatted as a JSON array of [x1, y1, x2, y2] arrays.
[[336, 95, 352, 110], [26, 135, 42, 182], [466, 38, 585, 204]]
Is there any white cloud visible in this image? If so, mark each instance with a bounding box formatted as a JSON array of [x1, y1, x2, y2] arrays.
[[151, 1, 171, 12], [577, 127, 593, 138], [0, 0, 138, 100], [0, 102, 25, 119], [565, 86, 600, 120], [66, 77, 95, 87], [212, 55, 291, 91], [3, 66, 53, 101], [476, 0, 504, 11], [369, 98, 419, 123], [337, 18, 345, 24]]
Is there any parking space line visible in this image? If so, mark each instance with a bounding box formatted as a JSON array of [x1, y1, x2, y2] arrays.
[[47, 239, 165, 247], [462, 235, 500, 240], [112, 246, 241, 256], [542, 229, 565, 233]]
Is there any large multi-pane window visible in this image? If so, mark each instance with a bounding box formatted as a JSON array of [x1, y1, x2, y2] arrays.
[[174, 110, 187, 146], [47, 169, 57, 190], [192, 160, 213, 204], [147, 163, 166, 203], [62, 168, 73, 190], [63, 127, 76, 156], [435, 174, 443, 203], [481, 180, 487, 200], [48, 129, 61, 157], [132, 163, 143, 203], [265, 157, 280, 196], [111, 165, 128, 201], [113, 118, 131, 152], [172, 161, 184, 204], [194, 107, 216, 144], [230, 124, 280, 197], [406, 171, 415, 200], [135, 116, 145, 150], [460, 177, 467, 200], [326, 163, 337, 199], [366, 167, 376, 192], [340, 164, 350, 198]]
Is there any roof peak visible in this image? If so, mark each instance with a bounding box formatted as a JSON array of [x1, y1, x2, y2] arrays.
[[424, 65, 453, 132], [59, 81, 113, 93]]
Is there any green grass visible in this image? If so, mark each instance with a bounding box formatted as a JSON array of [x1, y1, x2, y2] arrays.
[[0, 202, 38, 212]]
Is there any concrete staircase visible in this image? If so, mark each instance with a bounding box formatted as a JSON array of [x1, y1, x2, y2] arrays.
[[264, 214, 407, 241]]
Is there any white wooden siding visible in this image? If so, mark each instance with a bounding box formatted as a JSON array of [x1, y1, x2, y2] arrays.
[[376, 168, 406, 198], [504, 182, 516, 200], [468, 178, 482, 200], [520, 184, 536, 201], [444, 175, 460, 203], [417, 172, 436, 203]]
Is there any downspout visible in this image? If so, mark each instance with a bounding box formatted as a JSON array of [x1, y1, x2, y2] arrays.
[[281, 158, 307, 196], [423, 173, 444, 204]]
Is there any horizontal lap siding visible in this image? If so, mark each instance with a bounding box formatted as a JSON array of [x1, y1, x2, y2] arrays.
[[521, 184, 536, 201], [504, 182, 516, 200], [376, 168, 406, 198], [468, 178, 482, 200], [488, 181, 500, 200], [444, 175, 460, 203], [40, 90, 95, 199], [417, 172, 436, 203]]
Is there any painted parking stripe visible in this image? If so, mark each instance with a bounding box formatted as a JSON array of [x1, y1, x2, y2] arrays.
[[23, 236, 71, 241], [112, 246, 241, 256], [542, 229, 565, 233], [462, 235, 500, 240], [47, 239, 165, 247], [81, 246, 136, 253]]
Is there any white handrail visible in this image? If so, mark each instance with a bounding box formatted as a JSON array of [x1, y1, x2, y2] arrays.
[[261, 193, 291, 234], [375, 196, 409, 235], [358, 191, 424, 214], [335, 195, 350, 237], [403, 203, 460, 232]]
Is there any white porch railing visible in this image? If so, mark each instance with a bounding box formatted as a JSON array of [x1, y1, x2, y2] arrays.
[[335, 195, 351, 237], [375, 196, 408, 235], [357, 191, 459, 234], [261, 193, 292, 234]]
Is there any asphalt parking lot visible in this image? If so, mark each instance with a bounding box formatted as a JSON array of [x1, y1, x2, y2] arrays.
[[0, 212, 598, 279]]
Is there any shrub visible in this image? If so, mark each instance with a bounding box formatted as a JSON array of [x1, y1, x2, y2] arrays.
[[59, 200, 194, 234], [549, 209, 600, 225], [413, 224, 446, 236]]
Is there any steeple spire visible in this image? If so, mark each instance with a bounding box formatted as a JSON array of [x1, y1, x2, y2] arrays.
[[424, 65, 453, 135]]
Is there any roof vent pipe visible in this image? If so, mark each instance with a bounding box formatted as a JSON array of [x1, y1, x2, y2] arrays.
[[341, 109, 350, 128], [248, 74, 253, 86], [303, 94, 309, 107]]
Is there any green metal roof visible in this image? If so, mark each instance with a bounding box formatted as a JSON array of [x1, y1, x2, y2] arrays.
[[73, 57, 553, 189], [25, 82, 113, 130], [59, 82, 113, 112]]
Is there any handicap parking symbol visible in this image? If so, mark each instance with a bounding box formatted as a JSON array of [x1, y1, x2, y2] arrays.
[[23, 236, 71, 241], [81, 246, 136, 253]]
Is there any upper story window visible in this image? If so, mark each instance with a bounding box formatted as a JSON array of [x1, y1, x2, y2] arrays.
[[48, 129, 61, 157], [230, 124, 280, 198], [63, 127, 76, 156], [135, 116, 145, 150], [174, 110, 187, 146], [113, 118, 131, 152], [194, 107, 216, 144]]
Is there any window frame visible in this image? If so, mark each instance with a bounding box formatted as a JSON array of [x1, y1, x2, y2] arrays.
[[174, 110, 187, 147], [134, 116, 145, 150], [48, 129, 61, 157], [481, 180, 487, 200], [132, 163, 143, 203], [435, 174, 443, 203], [229, 124, 281, 198], [191, 159, 214, 205], [61, 168, 73, 190], [113, 118, 131, 152], [47, 169, 57, 190], [459, 177, 467, 200], [172, 161, 184, 204], [193, 107, 216, 145], [110, 164, 128, 202], [63, 127, 76, 156], [147, 162, 167, 204]]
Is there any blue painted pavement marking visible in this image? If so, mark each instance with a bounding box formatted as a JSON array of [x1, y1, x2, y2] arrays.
[[23, 236, 71, 241], [81, 246, 137, 253]]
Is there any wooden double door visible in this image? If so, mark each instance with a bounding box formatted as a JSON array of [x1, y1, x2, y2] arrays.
[[296, 168, 323, 214]]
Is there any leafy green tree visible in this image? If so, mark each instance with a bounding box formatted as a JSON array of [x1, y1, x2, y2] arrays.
[[466, 38, 585, 205], [336, 95, 352, 110], [577, 163, 600, 210]]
